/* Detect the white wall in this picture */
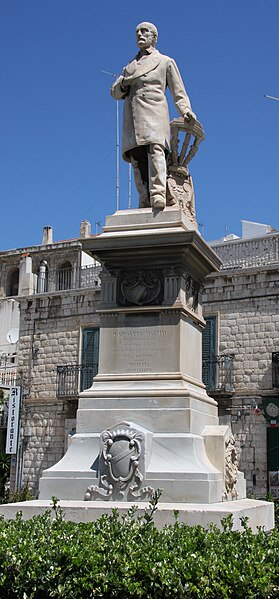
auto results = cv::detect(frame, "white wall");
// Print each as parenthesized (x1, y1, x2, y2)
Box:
(0, 299, 19, 356)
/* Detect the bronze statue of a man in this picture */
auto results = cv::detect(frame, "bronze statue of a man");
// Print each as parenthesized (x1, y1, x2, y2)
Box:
(111, 22, 196, 210)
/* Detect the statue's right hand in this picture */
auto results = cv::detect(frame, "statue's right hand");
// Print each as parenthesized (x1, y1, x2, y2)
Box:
(184, 109, 196, 122)
(121, 77, 129, 90)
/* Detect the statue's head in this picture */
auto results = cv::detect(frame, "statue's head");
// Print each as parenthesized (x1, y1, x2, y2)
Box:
(136, 22, 158, 50)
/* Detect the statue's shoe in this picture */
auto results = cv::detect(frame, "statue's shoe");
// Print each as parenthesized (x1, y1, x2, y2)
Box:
(153, 197, 166, 209)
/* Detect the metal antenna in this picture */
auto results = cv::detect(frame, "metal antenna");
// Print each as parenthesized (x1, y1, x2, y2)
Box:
(116, 99, 120, 211)
(128, 163, 132, 208)
(264, 94, 279, 102)
(95, 221, 102, 235)
(100, 70, 120, 210)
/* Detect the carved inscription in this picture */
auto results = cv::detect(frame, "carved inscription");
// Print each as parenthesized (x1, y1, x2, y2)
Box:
(113, 328, 168, 373)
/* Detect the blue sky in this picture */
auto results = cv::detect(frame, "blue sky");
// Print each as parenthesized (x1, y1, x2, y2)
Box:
(1, 0, 279, 249)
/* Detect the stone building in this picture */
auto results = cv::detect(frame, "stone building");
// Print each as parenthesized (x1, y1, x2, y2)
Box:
(203, 221, 279, 498)
(0, 223, 101, 494)
(1, 218, 278, 499)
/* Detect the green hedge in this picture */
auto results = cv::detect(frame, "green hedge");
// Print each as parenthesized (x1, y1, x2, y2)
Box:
(0, 495, 278, 598)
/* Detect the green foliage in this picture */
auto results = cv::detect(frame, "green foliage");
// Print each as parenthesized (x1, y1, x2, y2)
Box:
(0, 481, 34, 505)
(0, 451, 10, 501)
(274, 501, 279, 529)
(0, 452, 10, 484)
(8, 481, 34, 504)
(0, 494, 278, 598)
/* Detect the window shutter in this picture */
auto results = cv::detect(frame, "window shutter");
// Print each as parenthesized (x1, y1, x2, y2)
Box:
(81, 328, 99, 391)
(202, 317, 217, 389)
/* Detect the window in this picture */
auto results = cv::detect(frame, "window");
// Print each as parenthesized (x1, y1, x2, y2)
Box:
(272, 352, 279, 388)
(267, 424, 279, 499)
(6, 268, 19, 297)
(202, 316, 217, 390)
(56, 261, 73, 291)
(80, 328, 99, 391)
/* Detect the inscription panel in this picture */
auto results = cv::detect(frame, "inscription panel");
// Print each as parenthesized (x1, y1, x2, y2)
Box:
(100, 320, 179, 375)
(113, 329, 167, 373)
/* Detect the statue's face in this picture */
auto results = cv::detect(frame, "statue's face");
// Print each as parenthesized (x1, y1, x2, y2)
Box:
(136, 25, 155, 50)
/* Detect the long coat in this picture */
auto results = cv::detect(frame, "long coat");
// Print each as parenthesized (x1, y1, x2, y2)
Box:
(111, 48, 192, 162)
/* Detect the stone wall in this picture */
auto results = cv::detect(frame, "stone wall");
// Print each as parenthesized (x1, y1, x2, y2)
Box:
(203, 265, 279, 392)
(20, 402, 66, 496)
(204, 263, 279, 497)
(234, 412, 267, 497)
(16, 288, 100, 495)
(220, 412, 267, 497)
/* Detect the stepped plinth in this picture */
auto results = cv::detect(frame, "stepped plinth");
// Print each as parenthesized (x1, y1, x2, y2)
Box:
(0, 208, 273, 531)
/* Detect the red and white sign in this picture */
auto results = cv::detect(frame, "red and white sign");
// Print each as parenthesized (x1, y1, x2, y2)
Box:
(5, 386, 21, 454)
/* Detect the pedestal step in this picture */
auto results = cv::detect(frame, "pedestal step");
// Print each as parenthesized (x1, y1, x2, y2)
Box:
(0, 499, 274, 533)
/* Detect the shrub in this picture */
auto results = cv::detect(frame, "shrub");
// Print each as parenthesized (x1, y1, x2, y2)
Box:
(8, 481, 34, 504)
(0, 451, 10, 501)
(0, 494, 278, 598)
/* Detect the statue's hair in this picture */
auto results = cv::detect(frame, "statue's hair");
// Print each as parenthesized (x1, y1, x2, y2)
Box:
(136, 22, 158, 41)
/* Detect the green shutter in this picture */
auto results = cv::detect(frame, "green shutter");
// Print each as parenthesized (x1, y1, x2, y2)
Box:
(267, 427, 279, 498)
(202, 317, 217, 389)
(267, 427, 279, 471)
(81, 328, 99, 391)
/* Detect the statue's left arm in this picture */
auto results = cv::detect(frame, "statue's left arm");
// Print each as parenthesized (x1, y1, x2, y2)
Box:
(166, 59, 196, 121)
(110, 55, 138, 100)
(111, 75, 129, 100)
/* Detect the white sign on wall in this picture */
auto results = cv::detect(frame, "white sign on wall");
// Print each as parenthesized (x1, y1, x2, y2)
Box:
(5, 386, 21, 454)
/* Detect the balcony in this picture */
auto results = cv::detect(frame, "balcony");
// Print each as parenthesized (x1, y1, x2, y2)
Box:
(56, 364, 98, 398)
(36, 264, 102, 294)
(0, 366, 17, 389)
(202, 354, 235, 393)
(272, 352, 279, 388)
(212, 232, 279, 270)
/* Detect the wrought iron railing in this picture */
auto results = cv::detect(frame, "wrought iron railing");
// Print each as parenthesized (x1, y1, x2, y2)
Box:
(0, 366, 17, 388)
(272, 352, 279, 388)
(36, 264, 101, 294)
(38, 266, 77, 293)
(202, 354, 235, 392)
(212, 233, 279, 270)
(56, 364, 98, 398)
(56, 267, 73, 291)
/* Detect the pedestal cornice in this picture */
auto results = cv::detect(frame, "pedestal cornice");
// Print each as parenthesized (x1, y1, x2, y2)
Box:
(82, 208, 221, 282)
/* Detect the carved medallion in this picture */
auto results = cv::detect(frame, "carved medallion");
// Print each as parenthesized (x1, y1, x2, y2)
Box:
(84, 423, 154, 501)
(103, 428, 142, 484)
(118, 269, 162, 306)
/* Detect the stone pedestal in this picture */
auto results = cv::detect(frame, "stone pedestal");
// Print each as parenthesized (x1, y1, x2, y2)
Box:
(0, 208, 273, 528)
(39, 208, 246, 505)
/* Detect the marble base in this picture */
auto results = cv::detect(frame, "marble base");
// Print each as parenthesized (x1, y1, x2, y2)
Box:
(0, 498, 274, 533)
(38, 208, 243, 505)
(39, 430, 228, 503)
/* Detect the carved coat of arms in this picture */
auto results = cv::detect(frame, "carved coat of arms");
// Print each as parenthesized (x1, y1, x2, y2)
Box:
(119, 269, 162, 306)
(84, 423, 154, 501)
